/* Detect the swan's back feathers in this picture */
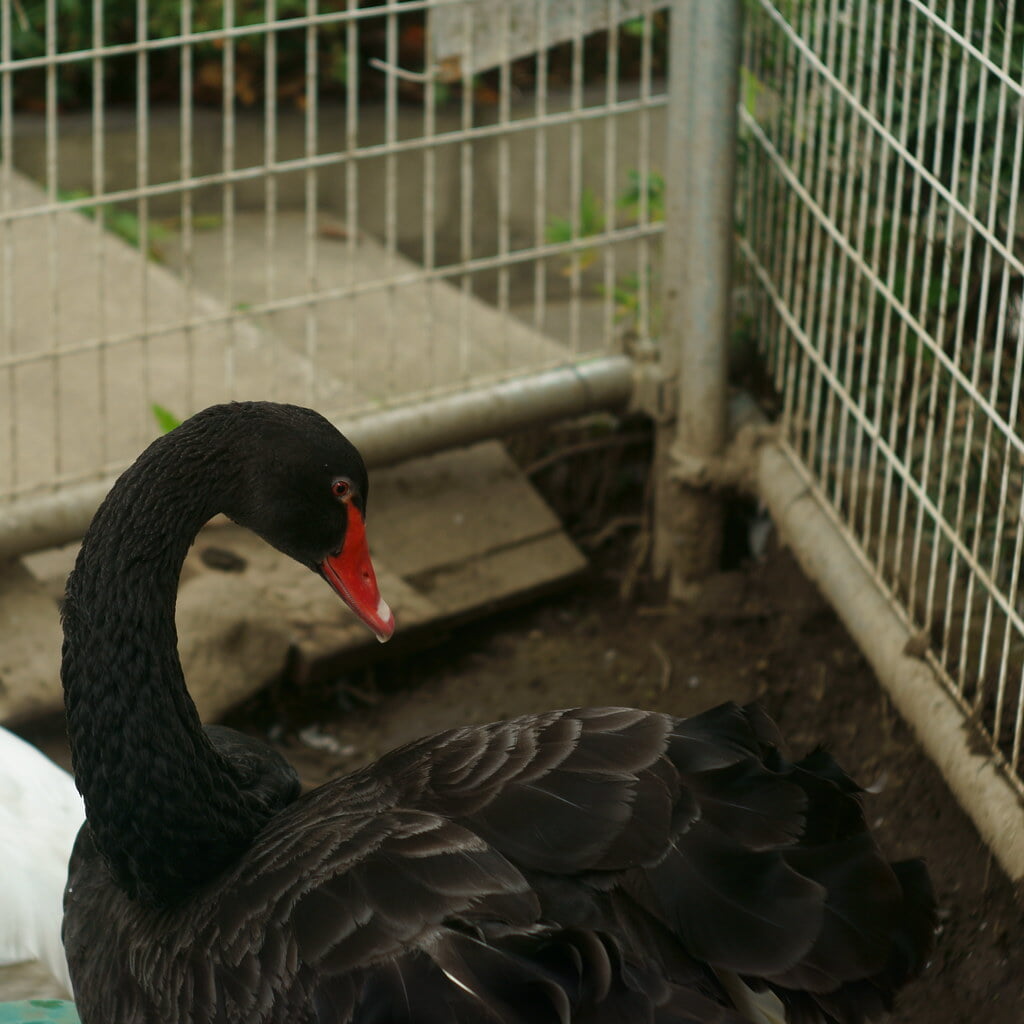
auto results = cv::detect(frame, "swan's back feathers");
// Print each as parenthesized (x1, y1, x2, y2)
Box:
(0, 726, 83, 995)
(64, 703, 933, 1023)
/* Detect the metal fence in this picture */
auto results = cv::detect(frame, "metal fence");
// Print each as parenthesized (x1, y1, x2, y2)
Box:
(738, 0, 1024, 811)
(1, 0, 667, 521)
(4, 0, 1022, 870)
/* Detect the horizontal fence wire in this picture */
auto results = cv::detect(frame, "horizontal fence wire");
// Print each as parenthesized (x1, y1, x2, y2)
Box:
(0, 0, 669, 504)
(738, 0, 1024, 793)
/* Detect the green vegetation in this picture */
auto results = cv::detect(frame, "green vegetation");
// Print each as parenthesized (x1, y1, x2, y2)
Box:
(59, 190, 223, 261)
(59, 189, 171, 259)
(617, 169, 664, 223)
(151, 403, 182, 434)
(545, 187, 605, 273)
(545, 170, 665, 335)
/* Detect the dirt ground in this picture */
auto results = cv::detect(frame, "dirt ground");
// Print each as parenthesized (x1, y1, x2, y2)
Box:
(227, 515, 1024, 1023)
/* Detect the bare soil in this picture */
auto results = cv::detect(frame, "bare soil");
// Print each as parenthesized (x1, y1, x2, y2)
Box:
(231, 524, 1024, 1024)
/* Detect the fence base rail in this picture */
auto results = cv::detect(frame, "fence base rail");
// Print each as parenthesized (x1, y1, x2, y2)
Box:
(0, 356, 636, 562)
(758, 440, 1024, 885)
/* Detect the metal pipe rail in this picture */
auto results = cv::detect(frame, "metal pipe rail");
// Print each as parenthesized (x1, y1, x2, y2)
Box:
(0, 356, 636, 562)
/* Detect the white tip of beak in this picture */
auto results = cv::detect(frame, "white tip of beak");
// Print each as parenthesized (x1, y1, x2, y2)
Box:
(375, 596, 395, 643)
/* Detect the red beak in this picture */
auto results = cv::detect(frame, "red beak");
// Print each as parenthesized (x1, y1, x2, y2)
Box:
(319, 506, 395, 642)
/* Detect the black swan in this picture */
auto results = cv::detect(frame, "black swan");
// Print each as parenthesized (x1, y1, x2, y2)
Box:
(61, 401, 935, 1024)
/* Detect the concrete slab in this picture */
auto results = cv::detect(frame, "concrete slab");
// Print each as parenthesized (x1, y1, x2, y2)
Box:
(158, 210, 575, 410)
(2, 170, 593, 502)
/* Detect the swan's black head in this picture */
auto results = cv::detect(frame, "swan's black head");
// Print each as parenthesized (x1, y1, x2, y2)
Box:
(184, 402, 394, 641)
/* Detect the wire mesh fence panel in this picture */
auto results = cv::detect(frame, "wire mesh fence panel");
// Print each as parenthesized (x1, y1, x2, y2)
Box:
(738, 0, 1024, 792)
(0, 0, 668, 506)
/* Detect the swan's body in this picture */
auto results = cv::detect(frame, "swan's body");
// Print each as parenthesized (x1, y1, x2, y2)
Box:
(61, 402, 935, 1023)
(0, 726, 83, 996)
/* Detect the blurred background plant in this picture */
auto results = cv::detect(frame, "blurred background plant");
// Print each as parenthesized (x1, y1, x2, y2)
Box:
(151, 403, 182, 433)
(7, 0, 668, 111)
(545, 169, 665, 336)
(8, 0, 349, 109)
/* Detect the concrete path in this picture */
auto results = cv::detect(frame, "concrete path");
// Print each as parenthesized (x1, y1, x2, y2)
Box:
(2, 171, 351, 497)
(158, 208, 587, 408)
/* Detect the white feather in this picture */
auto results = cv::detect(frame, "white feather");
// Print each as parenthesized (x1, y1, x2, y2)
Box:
(0, 725, 84, 996)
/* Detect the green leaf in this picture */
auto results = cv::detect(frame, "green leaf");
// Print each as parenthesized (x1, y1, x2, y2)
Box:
(577, 187, 605, 236)
(545, 215, 573, 245)
(545, 187, 605, 245)
(740, 67, 763, 118)
(617, 170, 664, 221)
(151, 403, 182, 434)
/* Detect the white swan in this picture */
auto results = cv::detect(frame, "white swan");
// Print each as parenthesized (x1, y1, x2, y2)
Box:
(0, 725, 83, 997)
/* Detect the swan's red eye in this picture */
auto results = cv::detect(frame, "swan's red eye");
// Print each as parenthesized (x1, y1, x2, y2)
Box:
(331, 479, 352, 501)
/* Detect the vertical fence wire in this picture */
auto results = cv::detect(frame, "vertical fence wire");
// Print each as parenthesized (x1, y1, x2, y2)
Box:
(963, 0, 1007, 709)
(263, 0, 279, 399)
(830, 4, 869, 519)
(180, 0, 196, 413)
(303, 0, 319, 406)
(635, 5, 654, 344)
(907, 0, 954, 623)
(457, 0, 474, 383)
(343, 0, 359, 395)
(222, 0, 237, 395)
(422, 10, 438, 394)
(1, 0, 12, 501)
(135, 0, 151, 427)
(532, 0, 549, 344)
(45, 0, 59, 483)
(739, 0, 1024, 793)
(383, 2, 398, 399)
(91, 0, 109, 470)
(602, 0, 620, 351)
(567, 0, 584, 356)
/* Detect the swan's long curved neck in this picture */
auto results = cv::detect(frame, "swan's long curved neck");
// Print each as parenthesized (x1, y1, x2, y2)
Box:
(61, 427, 263, 905)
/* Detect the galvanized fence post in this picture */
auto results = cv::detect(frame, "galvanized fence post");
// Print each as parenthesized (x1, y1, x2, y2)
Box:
(653, 0, 741, 597)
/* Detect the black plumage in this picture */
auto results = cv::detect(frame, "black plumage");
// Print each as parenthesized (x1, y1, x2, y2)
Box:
(61, 402, 935, 1024)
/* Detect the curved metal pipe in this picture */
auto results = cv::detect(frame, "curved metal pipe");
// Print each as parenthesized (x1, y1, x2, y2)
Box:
(0, 356, 636, 561)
